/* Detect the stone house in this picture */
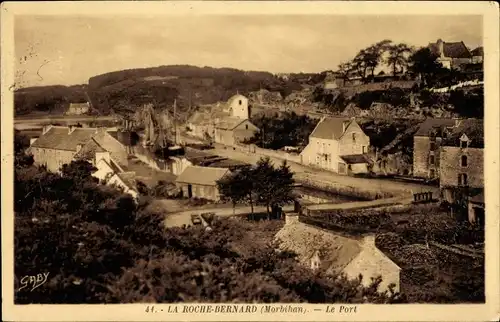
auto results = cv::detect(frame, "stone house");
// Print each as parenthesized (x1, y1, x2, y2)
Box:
(213, 117, 259, 146)
(300, 117, 370, 174)
(428, 39, 473, 70)
(276, 213, 401, 293)
(438, 119, 484, 224)
(28, 125, 137, 198)
(65, 102, 90, 115)
(412, 118, 456, 180)
(175, 165, 230, 201)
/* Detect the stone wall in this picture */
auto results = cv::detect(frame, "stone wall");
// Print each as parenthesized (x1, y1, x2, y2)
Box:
(440, 147, 483, 188)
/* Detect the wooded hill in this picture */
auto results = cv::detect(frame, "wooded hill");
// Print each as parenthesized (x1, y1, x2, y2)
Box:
(14, 65, 304, 117)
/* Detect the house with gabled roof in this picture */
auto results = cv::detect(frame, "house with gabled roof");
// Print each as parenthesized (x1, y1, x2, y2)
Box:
(428, 39, 473, 70)
(276, 212, 401, 293)
(175, 165, 230, 201)
(471, 46, 484, 64)
(300, 116, 370, 174)
(213, 116, 259, 146)
(28, 125, 138, 199)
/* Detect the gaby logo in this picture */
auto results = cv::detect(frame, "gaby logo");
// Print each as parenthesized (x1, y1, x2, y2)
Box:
(18, 273, 50, 292)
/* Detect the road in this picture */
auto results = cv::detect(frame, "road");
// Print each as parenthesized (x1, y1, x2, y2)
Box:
(202, 143, 439, 197)
(164, 204, 295, 228)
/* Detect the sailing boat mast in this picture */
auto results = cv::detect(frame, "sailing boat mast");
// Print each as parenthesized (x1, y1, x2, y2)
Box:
(173, 99, 178, 146)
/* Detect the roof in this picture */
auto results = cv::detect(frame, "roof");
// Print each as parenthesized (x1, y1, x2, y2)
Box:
(414, 118, 456, 137)
(69, 102, 90, 109)
(115, 171, 137, 191)
(275, 221, 362, 273)
(340, 154, 371, 164)
(470, 189, 485, 204)
(214, 116, 247, 130)
(442, 118, 484, 147)
(176, 166, 230, 186)
(310, 117, 352, 140)
(471, 47, 484, 57)
(429, 40, 472, 59)
(30, 126, 100, 151)
(74, 139, 107, 160)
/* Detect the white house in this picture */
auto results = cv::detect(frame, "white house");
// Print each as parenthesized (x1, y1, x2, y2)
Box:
(300, 117, 371, 174)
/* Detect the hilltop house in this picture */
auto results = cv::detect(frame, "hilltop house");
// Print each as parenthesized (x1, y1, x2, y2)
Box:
(276, 213, 401, 293)
(175, 165, 230, 201)
(187, 93, 259, 146)
(300, 117, 371, 174)
(439, 119, 484, 224)
(412, 118, 457, 180)
(428, 39, 473, 70)
(471, 47, 484, 64)
(28, 125, 137, 199)
(65, 102, 90, 115)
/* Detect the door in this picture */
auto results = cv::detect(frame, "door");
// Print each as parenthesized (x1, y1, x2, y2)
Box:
(187, 184, 193, 198)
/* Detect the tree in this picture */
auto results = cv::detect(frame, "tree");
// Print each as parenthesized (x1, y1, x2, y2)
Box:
(217, 167, 256, 215)
(386, 43, 413, 76)
(352, 40, 392, 81)
(253, 157, 295, 219)
(408, 47, 442, 87)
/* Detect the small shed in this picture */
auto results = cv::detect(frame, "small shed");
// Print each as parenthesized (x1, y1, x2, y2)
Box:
(175, 166, 230, 201)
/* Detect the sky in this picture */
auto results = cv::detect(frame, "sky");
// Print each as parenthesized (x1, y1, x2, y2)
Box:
(14, 15, 482, 87)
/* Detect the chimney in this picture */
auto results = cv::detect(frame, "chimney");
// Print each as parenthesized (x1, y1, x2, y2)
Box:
(284, 212, 299, 225)
(42, 125, 53, 135)
(362, 235, 377, 248)
(437, 39, 445, 57)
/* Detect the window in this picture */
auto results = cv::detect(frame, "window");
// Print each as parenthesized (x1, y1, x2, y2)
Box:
(430, 142, 436, 151)
(460, 139, 468, 149)
(429, 169, 435, 178)
(458, 173, 468, 186)
(362, 146, 366, 154)
(239, 100, 242, 105)
(461, 155, 468, 167)
(245, 124, 248, 130)
(429, 155, 435, 165)
(352, 133, 356, 143)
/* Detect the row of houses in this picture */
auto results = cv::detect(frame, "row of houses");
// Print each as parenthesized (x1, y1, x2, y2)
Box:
(27, 125, 139, 199)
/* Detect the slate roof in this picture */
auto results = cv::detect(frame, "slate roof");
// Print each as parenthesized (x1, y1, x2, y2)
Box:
(30, 126, 99, 151)
(442, 118, 484, 147)
(74, 139, 107, 160)
(340, 154, 371, 165)
(310, 117, 352, 140)
(429, 40, 472, 59)
(414, 118, 456, 137)
(471, 47, 484, 57)
(115, 171, 137, 191)
(176, 166, 230, 186)
(275, 220, 362, 274)
(214, 117, 247, 131)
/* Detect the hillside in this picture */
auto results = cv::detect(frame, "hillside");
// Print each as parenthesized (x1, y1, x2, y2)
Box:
(14, 65, 304, 117)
